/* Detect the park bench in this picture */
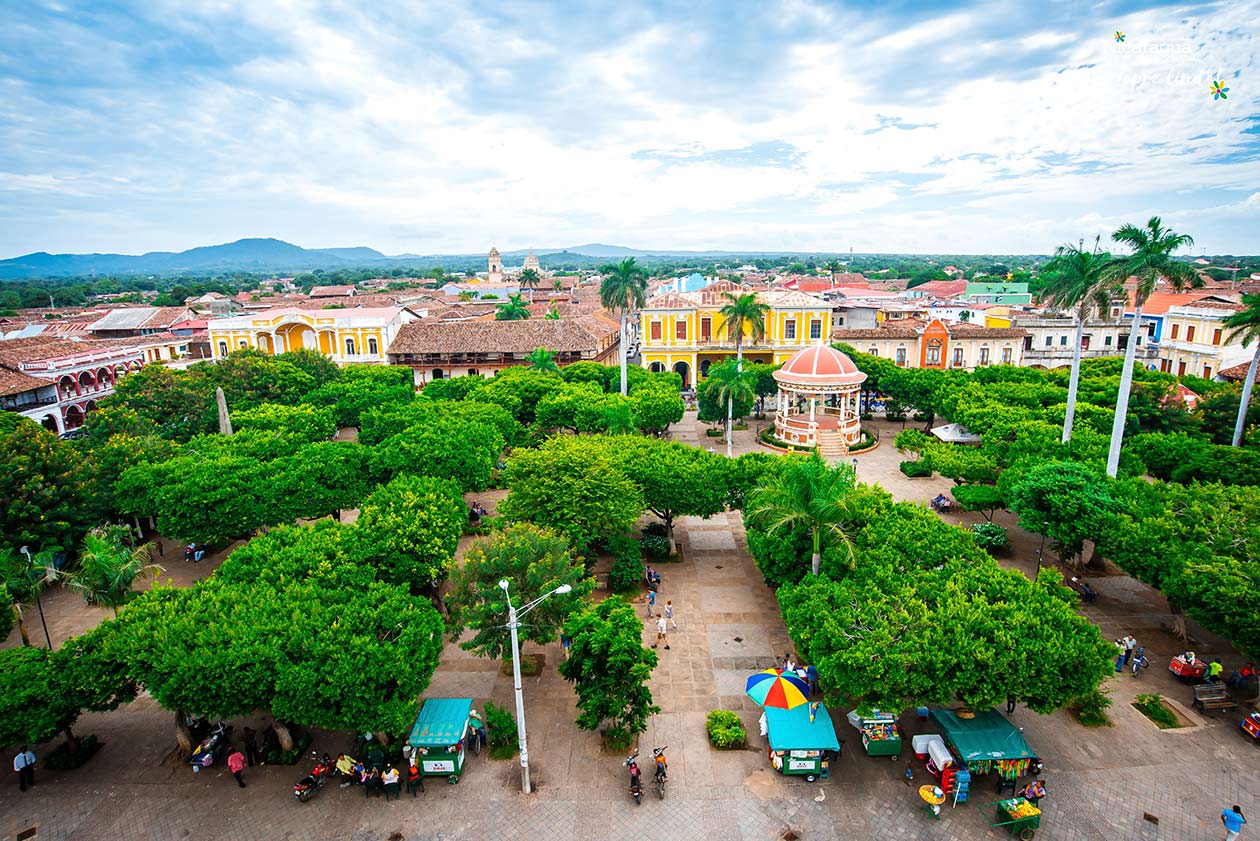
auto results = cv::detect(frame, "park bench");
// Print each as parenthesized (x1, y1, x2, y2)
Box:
(1192, 683, 1238, 713)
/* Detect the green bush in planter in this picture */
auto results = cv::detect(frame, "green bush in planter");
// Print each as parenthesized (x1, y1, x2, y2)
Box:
(609, 554, 644, 593)
(706, 710, 746, 749)
(641, 522, 668, 538)
(640, 533, 672, 559)
(970, 522, 1009, 551)
(899, 460, 932, 478)
(485, 701, 518, 758)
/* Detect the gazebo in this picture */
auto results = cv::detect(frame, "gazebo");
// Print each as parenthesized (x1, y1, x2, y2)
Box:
(771, 346, 867, 455)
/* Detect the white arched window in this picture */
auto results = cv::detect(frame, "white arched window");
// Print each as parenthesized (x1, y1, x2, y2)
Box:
(218, 341, 228, 357)
(368, 337, 379, 355)
(345, 337, 357, 356)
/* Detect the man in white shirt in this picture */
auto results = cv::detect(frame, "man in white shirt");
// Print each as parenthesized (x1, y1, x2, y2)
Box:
(13, 746, 36, 791)
(653, 614, 670, 650)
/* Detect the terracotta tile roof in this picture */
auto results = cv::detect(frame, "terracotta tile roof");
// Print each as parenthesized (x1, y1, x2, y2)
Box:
(1176, 297, 1245, 313)
(833, 319, 1027, 341)
(388, 315, 619, 356)
(0, 367, 53, 397)
(1218, 361, 1260, 382)
(909, 280, 969, 297)
(309, 285, 357, 297)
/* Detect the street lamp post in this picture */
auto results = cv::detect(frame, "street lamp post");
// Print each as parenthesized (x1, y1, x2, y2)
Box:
(500, 579, 573, 795)
(18, 546, 53, 649)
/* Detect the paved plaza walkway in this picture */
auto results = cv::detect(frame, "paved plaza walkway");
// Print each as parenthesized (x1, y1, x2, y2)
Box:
(3, 415, 1257, 840)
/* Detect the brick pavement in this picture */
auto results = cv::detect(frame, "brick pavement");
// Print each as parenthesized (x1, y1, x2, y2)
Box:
(3, 413, 1257, 840)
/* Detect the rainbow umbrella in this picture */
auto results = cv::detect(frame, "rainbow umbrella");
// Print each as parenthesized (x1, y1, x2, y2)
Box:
(745, 668, 810, 710)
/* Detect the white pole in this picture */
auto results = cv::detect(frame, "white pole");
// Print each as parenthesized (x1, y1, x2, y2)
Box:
(503, 587, 532, 794)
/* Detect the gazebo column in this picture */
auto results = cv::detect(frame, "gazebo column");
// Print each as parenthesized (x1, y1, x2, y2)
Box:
(809, 395, 816, 424)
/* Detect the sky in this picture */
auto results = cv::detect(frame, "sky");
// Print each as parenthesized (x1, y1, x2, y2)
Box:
(0, 0, 1257, 258)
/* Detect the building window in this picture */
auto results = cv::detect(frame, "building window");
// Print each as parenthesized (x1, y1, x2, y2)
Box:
(895, 347, 906, 366)
(218, 341, 228, 356)
(700, 316, 711, 342)
(926, 346, 941, 365)
(1045, 336, 1053, 347)
(1170, 324, 1179, 339)
(1204, 365, 1212, 378)
(1213, 328, 1223, 345)
(979, 347, 990, 366)
(1186, 325, 1196, 342)
(1177, 361, 1186, 376)
(809, 319, 822, 340)
(368, 337, 379, 355)
(1104, 336, 1113, 346)
(239, 340, 248, 348)
(868, 347, 878, 356)
(1002, 347, 1012, 364)
(1060, 335, 1068, 346)
(650, 321, 662, 342)
(345, 337, 357, 356)
(785, 320, 797, 340)
(953, 348, 964, 366)
(675, 320, 687, 341)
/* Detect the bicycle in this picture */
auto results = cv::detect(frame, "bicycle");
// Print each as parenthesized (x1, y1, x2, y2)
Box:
(1131, 647, 1150, 677)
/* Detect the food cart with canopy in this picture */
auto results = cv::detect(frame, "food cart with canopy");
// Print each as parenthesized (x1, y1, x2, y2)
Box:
(929, 708, 1037, 785)
(844, 709, 903, 758)
(761, 702, 843, 783)
(406, 697, 475, 783)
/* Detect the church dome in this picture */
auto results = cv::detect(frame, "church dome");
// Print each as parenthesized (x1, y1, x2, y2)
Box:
(773, 345, 866, 386)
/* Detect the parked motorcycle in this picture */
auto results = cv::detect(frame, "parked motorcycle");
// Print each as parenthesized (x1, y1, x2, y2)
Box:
(189, 721, 233, 772)
(294, 752, 334, 802)
(651, 746, 668, 800)
(625, 754, 642, 805)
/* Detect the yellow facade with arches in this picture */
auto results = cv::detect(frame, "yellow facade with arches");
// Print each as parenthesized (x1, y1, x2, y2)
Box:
(639, 281, 831, 387)
(207, 307, 420, 365)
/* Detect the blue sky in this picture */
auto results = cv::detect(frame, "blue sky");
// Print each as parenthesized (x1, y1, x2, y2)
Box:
(1, 0, 1257, 257)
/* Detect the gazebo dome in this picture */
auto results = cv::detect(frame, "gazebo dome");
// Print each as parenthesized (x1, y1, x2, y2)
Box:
(773, 346, 867, 386)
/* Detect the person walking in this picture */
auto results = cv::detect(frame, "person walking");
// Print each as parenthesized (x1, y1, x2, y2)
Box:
(664, 600, 677, 629)
(1006, 695, 1017, 714)
(227, 748, 247, 788)
(806, 663, 820, 697)
(644, 589, 656, 618)
(653, 614, 670, 650)
(13, 746, 35, 792)
(1222, 805, 1246, 841)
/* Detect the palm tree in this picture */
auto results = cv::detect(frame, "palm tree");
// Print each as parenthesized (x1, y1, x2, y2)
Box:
(495, 293, 531, 321)
(457, 290, 477, 302)
(1103, 217, 1201, 476)
(525, 347, 560, 374)
(1041, 236, 1114, 445)
(519, 268, 541, 303)
(553, 278, 563, 291)
(746, 455, 859, 577)
(823, 259, 844, 288)
(0, 547, 60, 647)
(718, 292, 770, 364)
(705, 361, 755, 458)
(599, 258, 649, 395)
(545, 307, 561, 320)
(1224, 293, 1260, 447)
(69, 533, 163, 617)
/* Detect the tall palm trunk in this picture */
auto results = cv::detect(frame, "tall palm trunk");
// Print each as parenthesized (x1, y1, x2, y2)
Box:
(1062, 315, 1086, 444)
(1106, 302, 1144, 477)
(1232, 343, 1260, 447)
(727, 338, 743, 459)
(810, 528, 822, 576)
(619, 307, 629, 396)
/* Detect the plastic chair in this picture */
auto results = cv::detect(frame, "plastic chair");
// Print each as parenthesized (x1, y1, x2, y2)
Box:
(383, 781, 401, 801)
(407, 773, 425, 797)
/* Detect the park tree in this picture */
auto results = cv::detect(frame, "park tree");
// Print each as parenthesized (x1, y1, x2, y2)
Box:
(68, 531, 163, 616)
(558, 597, 660, 747)
(746, 455, 861, 578)
(445, 524, 595, 659)
(525, 347, 560, 374)
(275, 347, 342, 388)
(629, 383, 684, 434)
(699, 360, 755, 457)
(102, 364, 217, 441)
(1008, 461, 1117, 565)
(79, 432, 176, 521)
(717, 291, 770, 363)
(500, 435, 644, 552)
(206, 350, 317, 411)
(301, 365, 415, 428)
(0, 413, 97, 555)
(353, 475, 466, 593)
(951, 484, 1007, 522)
(470, 367, 565, 425)
(276, 441, 376, 521)
(599, 258, 649, 395)
(0, 546, 60, 647)
(614, 439, 727, 542)
(231, 403, 336, 442)
(375, 417, 504, 492)
(1103, 217, 1200, 476)
(560, 361, 615, 392)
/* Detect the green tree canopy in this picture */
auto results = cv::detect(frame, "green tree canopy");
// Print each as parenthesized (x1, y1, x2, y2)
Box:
(1008, 461, 1117, 562)
(0, 414, 97, 554)
(353, 475, 466, 593)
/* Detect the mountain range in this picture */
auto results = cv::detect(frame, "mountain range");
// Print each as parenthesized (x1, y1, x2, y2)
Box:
(0, 238, 801, 279)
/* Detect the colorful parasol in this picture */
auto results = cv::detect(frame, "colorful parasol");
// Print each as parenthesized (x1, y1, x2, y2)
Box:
(744, 668, 810, 709)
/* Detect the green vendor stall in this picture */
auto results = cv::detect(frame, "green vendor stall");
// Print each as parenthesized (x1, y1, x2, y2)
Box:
(762, 702, 843, 783)
(929, 708, 1037, 782)
(406, 697, 475, 782)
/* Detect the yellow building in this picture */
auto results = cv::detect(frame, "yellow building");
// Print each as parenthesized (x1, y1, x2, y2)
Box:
(207, 307, 420, 365)
(1158, 297, 1249, 379)
(639, 280, 831, 387)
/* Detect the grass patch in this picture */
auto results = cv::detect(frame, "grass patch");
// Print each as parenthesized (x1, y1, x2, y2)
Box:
(1069, 690, 1113, 727)
(1133, 693, 1181, 729)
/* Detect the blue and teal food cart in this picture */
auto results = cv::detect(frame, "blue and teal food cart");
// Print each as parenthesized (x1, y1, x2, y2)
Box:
(763, 702, 843, 783)
(406, 698, 474, 783)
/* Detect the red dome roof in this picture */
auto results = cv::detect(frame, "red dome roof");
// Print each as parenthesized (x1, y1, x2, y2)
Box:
(773, 346, 867, 386)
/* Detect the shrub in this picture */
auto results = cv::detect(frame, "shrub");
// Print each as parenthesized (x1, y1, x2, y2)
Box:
(899, 460, 932, 478)
(609, 554, 644, 593)
(265, 731, 313, 765)
(641, 522, 668, 538)
(706, 710, 746, 749)
(485, 701, 517, 758)
(705, 427, 724, 438)
(44, 734, 101, 770)
(640, 533, 672, 560)
(1071, 690, 1113, 727)
(970, 522, 1009, 551)
(1133, 693, 1180, 729)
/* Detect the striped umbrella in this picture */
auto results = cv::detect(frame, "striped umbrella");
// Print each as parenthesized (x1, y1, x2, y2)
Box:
(744, 668, 810, 710)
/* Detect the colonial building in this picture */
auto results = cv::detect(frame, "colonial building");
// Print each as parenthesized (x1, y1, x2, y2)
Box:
(0, 338, 146, 435)
(963, 281, 1032, 305)
(522, 249, 541, 275)
(833, 318, 1028, 370)
(207, 307, 420, 365)
(487, 247, 504, 284)
(1157, 297, 1251, 379)
(87, 306, 195, 339)
(387, 315, 620, 385)
(639, 280, 832, 388)
(1012, 306, 1157, 369)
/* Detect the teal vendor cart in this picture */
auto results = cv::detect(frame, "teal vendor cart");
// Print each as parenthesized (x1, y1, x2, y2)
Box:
(763, 702, 843, 783)
(406, 698, 475, 783)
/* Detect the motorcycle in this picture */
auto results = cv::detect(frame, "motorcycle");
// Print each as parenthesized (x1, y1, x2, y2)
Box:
(294, 752, 334, 802)
(625, 754, 642, 805)
(651, 746, 668, 800)
(1131, 646, 1150, 677)
(189, 721, 233, 772)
